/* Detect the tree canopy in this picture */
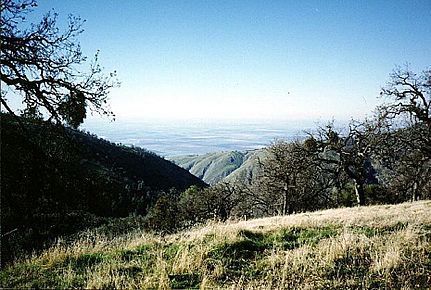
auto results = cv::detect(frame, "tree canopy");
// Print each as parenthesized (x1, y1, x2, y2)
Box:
(0, 0, 119, 128)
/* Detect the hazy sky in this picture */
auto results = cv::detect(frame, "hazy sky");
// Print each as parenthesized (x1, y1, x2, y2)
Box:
(23, 0, 431, 121)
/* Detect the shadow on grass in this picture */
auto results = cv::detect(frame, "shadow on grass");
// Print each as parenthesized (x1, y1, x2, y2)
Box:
(207, 226, 338, 281)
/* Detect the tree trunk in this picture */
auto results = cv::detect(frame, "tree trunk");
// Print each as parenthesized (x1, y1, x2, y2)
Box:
(282, 190, 288, 215)
(288, 203, 294, 215)
(354, 182, 365, 206)
(282, 182, 290, 215)
(412, 181, 420, 201)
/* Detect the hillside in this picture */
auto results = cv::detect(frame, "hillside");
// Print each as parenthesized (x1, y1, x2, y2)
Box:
(2, 200, 430, 289)
(1, 114, 206, 264)
(170, 149, 266, 184)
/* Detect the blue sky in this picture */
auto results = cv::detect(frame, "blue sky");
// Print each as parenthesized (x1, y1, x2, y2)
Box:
(24, 0, 431, 121)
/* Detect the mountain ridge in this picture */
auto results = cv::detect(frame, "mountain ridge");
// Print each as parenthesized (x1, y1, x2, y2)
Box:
(169, 149, 266, 184)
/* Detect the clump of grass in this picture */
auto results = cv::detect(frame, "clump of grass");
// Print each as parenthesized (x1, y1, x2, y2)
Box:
(1, 200, 431, 289)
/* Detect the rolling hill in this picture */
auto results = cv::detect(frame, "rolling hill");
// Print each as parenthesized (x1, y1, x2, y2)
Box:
(2, 200, 430, 289)
(170, 149, 266, 185)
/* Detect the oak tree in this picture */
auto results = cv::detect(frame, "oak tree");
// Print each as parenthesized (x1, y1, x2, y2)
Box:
(375, 66, 431, 200)
(0, 0, 119, 128)
(377, 66, 431, 158)
(305, 122, 378, 206)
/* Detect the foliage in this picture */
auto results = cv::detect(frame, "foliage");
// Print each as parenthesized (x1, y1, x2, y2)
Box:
(144, 183, 244, 233)
(251, 140, 333, 215)
(180, 183, 244, 222)
(303, 121, 379, 206)
(144, 193, 182, 234)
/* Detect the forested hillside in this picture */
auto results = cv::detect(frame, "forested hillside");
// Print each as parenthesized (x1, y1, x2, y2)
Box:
(1, 114, 206, 265)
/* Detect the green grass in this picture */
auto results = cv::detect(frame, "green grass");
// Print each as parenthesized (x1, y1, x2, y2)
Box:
(1, 200, 431, 289)
(351, 221, 408, 237)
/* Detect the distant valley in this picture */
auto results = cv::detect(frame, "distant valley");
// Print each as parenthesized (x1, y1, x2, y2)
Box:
(83, 119, 312, 156)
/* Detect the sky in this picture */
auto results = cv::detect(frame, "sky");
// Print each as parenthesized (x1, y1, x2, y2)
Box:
(15, 0, 431, 121)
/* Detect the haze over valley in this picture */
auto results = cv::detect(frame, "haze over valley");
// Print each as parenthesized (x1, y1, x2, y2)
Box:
(82, 118, 318, 157)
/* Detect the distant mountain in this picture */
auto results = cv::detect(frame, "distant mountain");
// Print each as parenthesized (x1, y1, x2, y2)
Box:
(170, 149, 267, 184)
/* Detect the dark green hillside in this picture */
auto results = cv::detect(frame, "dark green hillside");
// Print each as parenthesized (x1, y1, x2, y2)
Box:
(73, 127, 206, 192)
(1, 113, 206, 265)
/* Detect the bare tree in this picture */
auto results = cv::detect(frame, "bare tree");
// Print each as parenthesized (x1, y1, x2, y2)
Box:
(1, 0, 119, 128)
(377, 65, 431, 158)
(374, 66, 431, 201)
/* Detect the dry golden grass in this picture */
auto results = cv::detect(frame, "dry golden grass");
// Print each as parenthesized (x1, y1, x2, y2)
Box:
(2, 200, 431, 289)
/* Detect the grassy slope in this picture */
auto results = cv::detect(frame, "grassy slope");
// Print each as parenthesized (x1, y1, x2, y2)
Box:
(2, 200, 431, 289)
(170, 149, 265, 185)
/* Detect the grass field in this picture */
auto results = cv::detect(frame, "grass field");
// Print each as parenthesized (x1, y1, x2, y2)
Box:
(2, 200, 431, 289)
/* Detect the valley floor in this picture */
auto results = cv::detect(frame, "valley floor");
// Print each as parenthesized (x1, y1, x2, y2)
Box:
(2, 200, 431, 289)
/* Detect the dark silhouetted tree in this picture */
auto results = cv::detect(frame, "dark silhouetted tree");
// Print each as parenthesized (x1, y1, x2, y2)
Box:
(0, 0, 119, 128)
(374, 66, 431, 201)
(377, 65, 430, 158)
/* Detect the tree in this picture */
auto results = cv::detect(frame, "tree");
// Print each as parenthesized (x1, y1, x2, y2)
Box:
(374, 66, 431, 201)
(377, 65, 431, 158)
(0, 0, 119, 128)
(386, 150, 431, 201)
(180, 183, 243, 222)
(305, 122, 378, 206)
(145, 194, 181, 233)
(253, 140, 332, 215)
